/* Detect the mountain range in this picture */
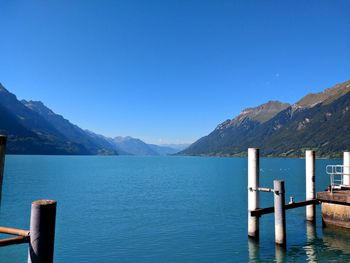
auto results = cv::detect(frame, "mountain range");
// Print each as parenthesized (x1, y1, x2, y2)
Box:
(0, 83, 183, 155)
(180, 80, 350, 158)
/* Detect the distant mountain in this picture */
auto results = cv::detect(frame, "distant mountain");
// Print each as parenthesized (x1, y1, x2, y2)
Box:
(180, 80, 350, 158)
(159, 144, 191, 151)
(0, 84, 90, 154)
(22, 100, 118, 155)
(0, 82, 185, 155)
(113, 136, 181, 155)
(148, 144, 181, 155)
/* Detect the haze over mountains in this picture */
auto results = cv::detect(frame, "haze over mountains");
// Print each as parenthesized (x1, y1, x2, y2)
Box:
(0, 83, 183, 155)
(180, 80, 350, 158)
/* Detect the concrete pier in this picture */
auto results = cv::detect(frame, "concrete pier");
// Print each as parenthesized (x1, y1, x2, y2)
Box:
(317, 190, 350, 228)
(274, 180, 286, 247)
(344, 152, 350, 186)
(305, 150, 316, 222)
(248, 148, 259, 239)
(317, 152, 350, 229)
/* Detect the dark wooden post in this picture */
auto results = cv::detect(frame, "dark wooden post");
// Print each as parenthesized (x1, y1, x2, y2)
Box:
(274, 180, 286, 247)
(28, 200, 57, 263)
(0, 135, 7, 204)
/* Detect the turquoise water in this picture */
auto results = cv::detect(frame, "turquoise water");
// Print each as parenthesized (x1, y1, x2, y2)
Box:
(0, 155, 349, 262)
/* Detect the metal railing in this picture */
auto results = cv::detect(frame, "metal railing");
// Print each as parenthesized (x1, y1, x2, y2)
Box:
(326, 165, 350, 191)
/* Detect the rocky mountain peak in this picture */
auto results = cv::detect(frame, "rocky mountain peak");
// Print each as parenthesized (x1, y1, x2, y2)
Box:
(22, 100, 55, 116)
(216, 100, 290, 130)
(296, 80, 350, 108)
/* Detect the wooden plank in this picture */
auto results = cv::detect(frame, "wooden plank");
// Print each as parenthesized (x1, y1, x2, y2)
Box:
(0, 226, 29, 237)
(250, 199, 319, 217)
(0, 236, 29, 247)
(317, 197, 350, 206)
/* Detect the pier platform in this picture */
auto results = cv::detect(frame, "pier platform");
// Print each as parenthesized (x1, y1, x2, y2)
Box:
(317, 190, 350, 229)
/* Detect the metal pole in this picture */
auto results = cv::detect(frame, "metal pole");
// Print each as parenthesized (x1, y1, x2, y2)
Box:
(248, 148, 259, 239)
(28, 200, 57, 263)
(274, 180, 286, 247)
(0, 135, 7, 204)
(343, 152, 350, 186)
(306, 150, 315, 222)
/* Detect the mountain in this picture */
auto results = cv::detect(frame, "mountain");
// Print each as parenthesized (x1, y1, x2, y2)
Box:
(180, 80, 350, 158)
(148, 144, 182, 155)
(0, 83, 184, 155)
(159, 144, 191, 151)
(22, 100, 118, 155)
(0, 84, 90, 154)
(113, 136, 181, 155)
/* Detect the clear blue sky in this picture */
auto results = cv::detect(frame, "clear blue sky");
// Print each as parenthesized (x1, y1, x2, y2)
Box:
(1, 1, 349, 144)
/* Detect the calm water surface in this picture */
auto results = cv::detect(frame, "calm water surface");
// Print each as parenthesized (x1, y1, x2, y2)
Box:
(0, 155, 349, 262)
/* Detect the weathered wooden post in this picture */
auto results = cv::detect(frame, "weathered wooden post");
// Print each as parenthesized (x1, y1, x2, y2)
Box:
(0, 135, 7, 204)
(274, 180, 286, 247)
(248, 148, 259, 239)
(305, 150, 315, 222)
(28, 200, 57, 263)
(343, 151, 350, 186)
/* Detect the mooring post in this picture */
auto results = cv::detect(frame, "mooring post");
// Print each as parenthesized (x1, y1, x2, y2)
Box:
(343, 151, 350, 186)
(0, 135, 7, 204)
(305, 150, 316, 222)
(28, 200, 57, 263)
(274, 180, 286, 247)
(248, 148, 259, 239)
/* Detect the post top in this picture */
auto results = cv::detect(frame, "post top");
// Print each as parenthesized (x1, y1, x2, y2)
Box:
(0, 135, 7, 144)
(248, 148, 260, 153)
(32, 200, 57, 206)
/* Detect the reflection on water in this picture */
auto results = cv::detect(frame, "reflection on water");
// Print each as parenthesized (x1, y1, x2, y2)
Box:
(248, 238, 260, 262)
(305, 222, 317, 262)
(323, 226, 350, 254)
(247, 219, 350, 262)
(275, 245, 286, 263)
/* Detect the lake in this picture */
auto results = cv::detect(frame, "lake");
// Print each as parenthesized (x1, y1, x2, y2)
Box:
(0, 155, 349, 262)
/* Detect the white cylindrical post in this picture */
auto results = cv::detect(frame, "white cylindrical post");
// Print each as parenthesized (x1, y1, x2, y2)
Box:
(274, 180, 286, 247)
(248, 148, 259, 239)
(343, 152, 350, 186)
(306, 150, 315, 222)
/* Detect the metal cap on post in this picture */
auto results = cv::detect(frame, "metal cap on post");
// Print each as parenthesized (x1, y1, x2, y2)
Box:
(274, 180, 286, 247)
(0, 135, 7, 204)
(248, 148, 259, 239)
(344, 152, 350, 186)
(28, 200, 57, 263)
(305, 150, 316, 222)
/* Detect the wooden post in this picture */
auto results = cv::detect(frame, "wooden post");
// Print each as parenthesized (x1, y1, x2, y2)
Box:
(274, 180, 286, 247)
(305, 150, 315, 222)
(343, 152, 350, 186)
(0, 135, 7, 204)
(248, 148, 259, 239)
(28, 200, 57, 263)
